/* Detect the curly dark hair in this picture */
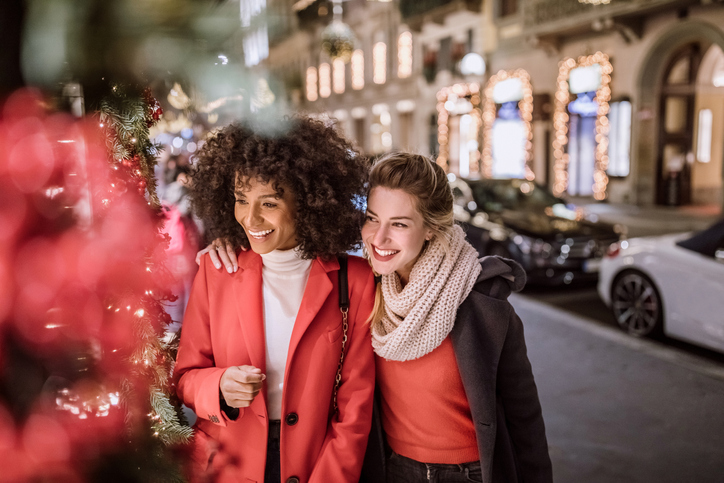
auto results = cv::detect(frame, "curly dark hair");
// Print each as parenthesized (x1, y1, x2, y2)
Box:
(189, 117, 369, 259)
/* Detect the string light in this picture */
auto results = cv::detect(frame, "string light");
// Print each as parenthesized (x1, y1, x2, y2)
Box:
(319, 63, 331, 98)
(306, 66, 318, 102)
(397, 32, 412, 79)
(552, 51, 612, 199)
(373, 42, 387, 84)
(435, 83, 482, 175)
(333, 58, 345, 94)
(351, 50, 364, 90)
(482, 69, 535, 180)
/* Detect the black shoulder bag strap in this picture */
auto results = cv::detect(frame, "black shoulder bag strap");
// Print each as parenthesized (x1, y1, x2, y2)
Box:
(332, 254, 350, 416)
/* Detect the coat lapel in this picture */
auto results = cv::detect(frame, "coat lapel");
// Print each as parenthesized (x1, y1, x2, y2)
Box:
(233, 253, 266, 374)
(287, 257, 339, 361)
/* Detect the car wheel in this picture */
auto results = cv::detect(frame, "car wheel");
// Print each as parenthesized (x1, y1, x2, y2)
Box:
(610, 270, 663, 337)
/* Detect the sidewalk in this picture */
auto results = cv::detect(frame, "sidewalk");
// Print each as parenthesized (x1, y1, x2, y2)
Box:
(568, 198, 722, 238)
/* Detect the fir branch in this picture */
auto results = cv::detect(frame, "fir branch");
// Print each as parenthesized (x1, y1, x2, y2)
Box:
(150, 389, 194, 445)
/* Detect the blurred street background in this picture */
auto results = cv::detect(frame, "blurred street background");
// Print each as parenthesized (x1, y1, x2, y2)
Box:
(1, 0, 724, 481)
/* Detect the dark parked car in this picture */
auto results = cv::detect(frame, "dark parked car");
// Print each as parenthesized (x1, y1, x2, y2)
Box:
(450, 177, 625, 285)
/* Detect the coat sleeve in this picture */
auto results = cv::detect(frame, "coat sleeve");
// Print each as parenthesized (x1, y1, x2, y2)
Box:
(308, 270, 376, 483)
(174, 256, 241, 428)
(497, 306, 553, 483)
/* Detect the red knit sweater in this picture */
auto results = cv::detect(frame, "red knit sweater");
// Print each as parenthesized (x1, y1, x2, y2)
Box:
(375, 336, 480, 464)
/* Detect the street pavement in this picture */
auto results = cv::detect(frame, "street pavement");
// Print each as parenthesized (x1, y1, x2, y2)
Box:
(512, 293, 724, 483)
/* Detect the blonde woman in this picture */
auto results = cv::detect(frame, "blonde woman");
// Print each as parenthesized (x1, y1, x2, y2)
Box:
(359, 153, 552, 483)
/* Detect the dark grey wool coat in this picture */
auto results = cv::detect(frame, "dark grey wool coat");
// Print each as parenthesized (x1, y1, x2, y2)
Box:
(361, 256, 553, 483)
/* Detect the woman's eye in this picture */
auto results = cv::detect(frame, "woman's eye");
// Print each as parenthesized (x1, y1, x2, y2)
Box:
(263, 202, 277, 208)
(235, 199, 247, 205)
(393, 223, 408, 228)
(365, 215, 377, 223)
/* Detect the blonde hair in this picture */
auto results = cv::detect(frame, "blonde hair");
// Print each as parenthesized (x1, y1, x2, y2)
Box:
(366, 152, 455, 325)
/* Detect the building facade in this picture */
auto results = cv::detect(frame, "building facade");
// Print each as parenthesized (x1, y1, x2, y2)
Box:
(259, 0, 724, 209)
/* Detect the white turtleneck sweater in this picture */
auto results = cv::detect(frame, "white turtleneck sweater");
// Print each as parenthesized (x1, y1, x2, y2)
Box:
(259, 248, 313, 420)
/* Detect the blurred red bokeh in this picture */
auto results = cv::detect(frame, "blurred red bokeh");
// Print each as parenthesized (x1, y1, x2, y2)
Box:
(0, 89, 180, 482)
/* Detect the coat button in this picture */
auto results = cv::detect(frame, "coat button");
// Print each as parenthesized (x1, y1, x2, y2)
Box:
(286, 478, 300, 483)
(285, 412, 298, 426)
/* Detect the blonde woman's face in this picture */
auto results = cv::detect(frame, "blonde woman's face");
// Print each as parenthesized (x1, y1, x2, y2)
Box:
(362, 187, 433, 285)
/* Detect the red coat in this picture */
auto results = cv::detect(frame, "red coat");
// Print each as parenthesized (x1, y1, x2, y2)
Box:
(175, 251, 376, 483)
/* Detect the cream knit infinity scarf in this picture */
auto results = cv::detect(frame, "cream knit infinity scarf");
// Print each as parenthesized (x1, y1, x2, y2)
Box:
(371, 224, 482, 361)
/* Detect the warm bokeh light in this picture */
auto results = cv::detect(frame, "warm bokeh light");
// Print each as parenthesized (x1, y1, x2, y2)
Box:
(398, 32, 413, 79)
(319, 62, 331, 98)
(306, 66, 318, 101)
(333, 58, 346, 94)
(352, 49, 365, 90)
(373, 42, 387, 84)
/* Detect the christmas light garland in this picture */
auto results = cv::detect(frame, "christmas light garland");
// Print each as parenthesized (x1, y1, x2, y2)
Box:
(552, 51, 612, 199)
(482, 69, 535, 180)
(435, 83, 482, 175)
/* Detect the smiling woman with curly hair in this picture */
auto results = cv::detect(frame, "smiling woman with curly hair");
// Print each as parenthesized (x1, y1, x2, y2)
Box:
(174, 117, 377, 483)
(190, 117, 369, 259)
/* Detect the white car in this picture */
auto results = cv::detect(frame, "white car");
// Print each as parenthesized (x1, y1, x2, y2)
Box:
(598, 220, 724, 354)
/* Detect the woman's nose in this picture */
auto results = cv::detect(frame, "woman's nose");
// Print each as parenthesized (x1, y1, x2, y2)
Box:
(244, 205, 263, 226)
(372, 225, 389, 245)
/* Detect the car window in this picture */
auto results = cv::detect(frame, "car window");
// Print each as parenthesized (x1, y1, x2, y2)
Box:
(675, 219, 724, 258)
(470, 180, 561, 212)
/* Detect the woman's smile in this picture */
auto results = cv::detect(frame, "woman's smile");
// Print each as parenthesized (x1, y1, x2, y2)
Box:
(371, 245, 400, 260)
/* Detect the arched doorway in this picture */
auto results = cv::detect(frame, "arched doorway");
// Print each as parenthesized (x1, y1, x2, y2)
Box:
(637, 20, 724, 210)
(656, 44, 701, 205)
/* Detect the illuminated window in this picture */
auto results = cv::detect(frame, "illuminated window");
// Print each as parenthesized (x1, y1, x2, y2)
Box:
(608, 100, 632, 176)
(552, 52, 613, 199)
(398, 32, 413, 78)
(373, 42, 387, 84)
(306, 66, 318, 102)
(483, 71, 534, 180)
(319, 63, 331, 98)
(697, 108, 713, 163)
(333, 58, 345, 94)
(351, 50, 364, 90)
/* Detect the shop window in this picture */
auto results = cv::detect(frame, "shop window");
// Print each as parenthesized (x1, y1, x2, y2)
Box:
(607, 100, 632, 177)
(696, 108, 713, 163)
(483, 70, 534, 180)
(552, 52, 613, 199)
(436, 83, 483, 177)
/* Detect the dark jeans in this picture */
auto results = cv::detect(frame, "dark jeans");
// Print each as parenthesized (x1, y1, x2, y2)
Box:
(386, 451, 483, 483)
(264, 420, 282, 483)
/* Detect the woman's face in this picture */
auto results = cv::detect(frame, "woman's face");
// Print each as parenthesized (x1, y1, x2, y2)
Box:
(234, 176, 298, 254)
(362, 187, 432, 284)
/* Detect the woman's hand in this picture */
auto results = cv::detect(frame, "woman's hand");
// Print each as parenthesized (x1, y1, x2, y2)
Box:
(220, 365, 266, 408)
(196, 238, 239, 273)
